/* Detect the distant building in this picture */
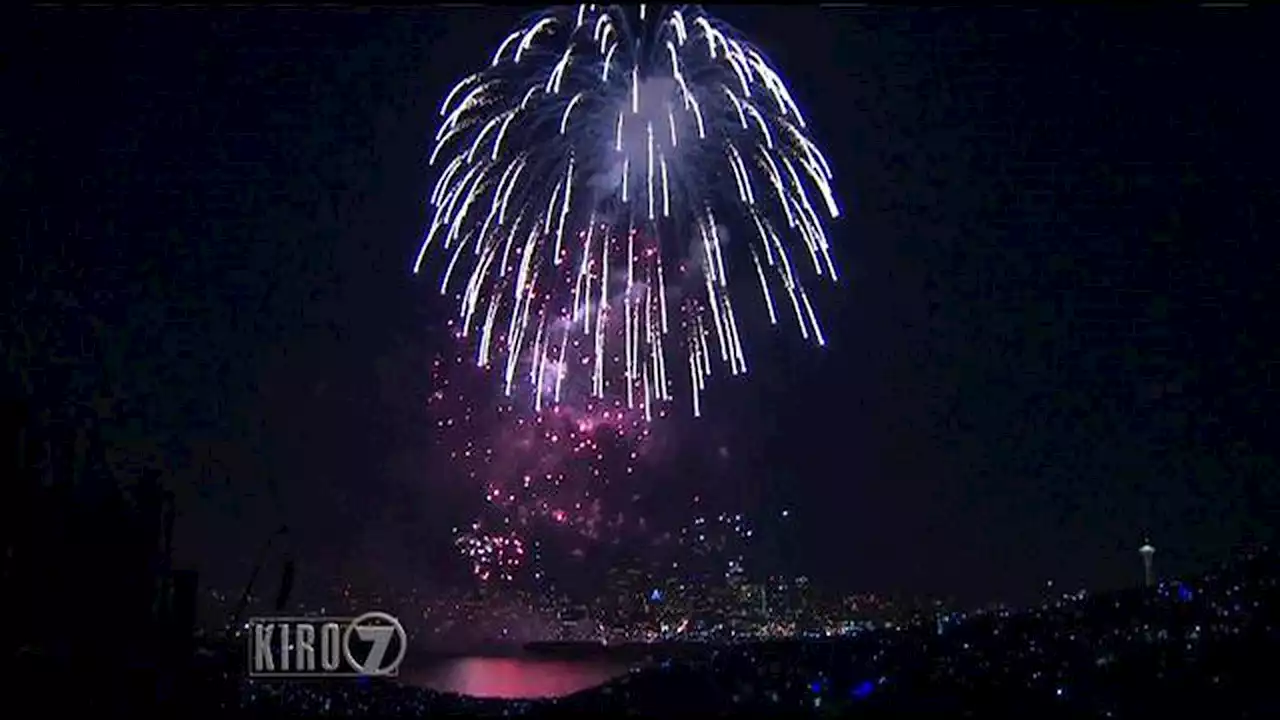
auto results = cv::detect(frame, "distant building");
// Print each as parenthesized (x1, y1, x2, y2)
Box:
(556, 604, 596, 641)
(725, 560, 746, 588)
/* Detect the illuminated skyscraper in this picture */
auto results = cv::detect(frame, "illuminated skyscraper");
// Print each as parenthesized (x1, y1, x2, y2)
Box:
(725, 560, 746, 589)
(1139, 542, 1156, 588)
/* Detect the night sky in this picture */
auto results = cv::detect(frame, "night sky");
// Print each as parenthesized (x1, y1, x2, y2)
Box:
(10, 7, 1277, 609)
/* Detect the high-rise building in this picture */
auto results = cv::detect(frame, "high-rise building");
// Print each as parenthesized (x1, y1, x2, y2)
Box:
(557, 604, 594, 641)
(725, 559, 746, 589)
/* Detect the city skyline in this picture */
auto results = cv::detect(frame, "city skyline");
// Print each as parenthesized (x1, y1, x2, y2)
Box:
(207, 529, 1180, 653)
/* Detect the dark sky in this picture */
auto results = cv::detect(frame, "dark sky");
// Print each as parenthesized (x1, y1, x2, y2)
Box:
(9, 7, 1278, 608)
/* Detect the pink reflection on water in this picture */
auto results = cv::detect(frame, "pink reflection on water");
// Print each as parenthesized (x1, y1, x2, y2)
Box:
(406, 657, 629, 700)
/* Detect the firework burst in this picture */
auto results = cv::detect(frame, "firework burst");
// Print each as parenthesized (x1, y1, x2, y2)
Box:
(430, 351, 661, 584)
(418, 4, 841, 418)
(454, 524, 526, 583)
(429, 350, 758, 587)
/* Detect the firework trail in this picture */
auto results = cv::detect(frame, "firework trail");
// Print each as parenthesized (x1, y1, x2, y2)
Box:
(418, 4, 841, 419)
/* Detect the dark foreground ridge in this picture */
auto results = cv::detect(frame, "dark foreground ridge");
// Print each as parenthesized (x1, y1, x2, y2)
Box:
(14, 547, 1280, 718)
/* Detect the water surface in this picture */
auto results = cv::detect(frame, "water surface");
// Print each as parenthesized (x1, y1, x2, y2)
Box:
(403, 655, 631, 699)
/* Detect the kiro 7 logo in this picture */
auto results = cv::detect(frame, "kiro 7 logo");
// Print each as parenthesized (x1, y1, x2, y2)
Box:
(247, 612, 407, 678)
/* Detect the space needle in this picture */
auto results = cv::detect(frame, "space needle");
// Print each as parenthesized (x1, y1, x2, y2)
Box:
(1139, 541, 1156, 588)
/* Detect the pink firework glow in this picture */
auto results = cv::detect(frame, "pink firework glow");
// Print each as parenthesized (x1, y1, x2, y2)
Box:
(427, 340, 761, 591)
(429, 351, 668, 583)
